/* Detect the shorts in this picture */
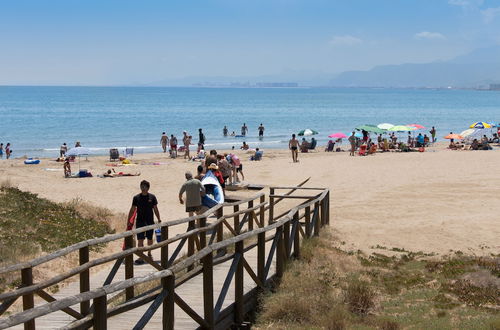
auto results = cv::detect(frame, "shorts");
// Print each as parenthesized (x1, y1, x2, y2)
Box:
(259, 131, 264, 136)
(171, 145, 177, 150)
(291, 146, 297, 151)
(237, 164, 243, 172)
(136, 221, 154, 240)
(186, 205, 201, 213)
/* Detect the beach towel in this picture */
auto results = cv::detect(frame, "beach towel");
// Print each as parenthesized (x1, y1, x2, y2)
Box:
(122, 208, 137, 250)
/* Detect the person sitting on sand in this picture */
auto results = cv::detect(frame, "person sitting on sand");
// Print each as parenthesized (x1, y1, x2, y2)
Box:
(300, 138, 310, 153)
(240, 142, 249, 150)
(250, 148, 263, 161)
(489, 133, 499, 143)
(423, 134, 430, 147)
(470, 139, 479, 150)
(63, 158, 71, 177)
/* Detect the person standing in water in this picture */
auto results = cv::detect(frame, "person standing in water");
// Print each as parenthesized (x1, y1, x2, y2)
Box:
(258, 123, 265, 138)
(198, 128, 205, 148)
(5, 143, 11, 159)
(241, 123, 248, 136)
(288, 134, 299, 163)
(160, 132, 168, 153)
(223, 126, 228, 136)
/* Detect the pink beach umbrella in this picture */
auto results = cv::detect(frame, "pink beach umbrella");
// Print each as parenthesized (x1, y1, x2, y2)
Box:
(407, 124, 425, 130)
(328, 133, 348, 139)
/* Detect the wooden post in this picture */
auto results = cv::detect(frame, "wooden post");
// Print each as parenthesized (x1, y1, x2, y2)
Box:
(305, 206, 311, 237)
(21, 268, 35, 330)
(283, 220, 290, 259)
(326, 191, 330, 225)
(269, 188, 275, 224)
(124, 235, 134, 300)
(293, 212, 300, 259)
(276, 227, 284, 279)
(79, 246, 90, 315)
(188, 219, 195, 271)
(314, 201, 320, 237)
(199, 217, 207, 248)
(247, 200, 254, 231)
(163, 275, 175, 330)
(216, 208, 223, 243)
(234, 240, 244, 325)
(233, 204, 240, 234)
(202, 251, 214, 329)
(161, 226, 169, 269)
(93, 295, 107, 330)
(257, 195, 266, 283)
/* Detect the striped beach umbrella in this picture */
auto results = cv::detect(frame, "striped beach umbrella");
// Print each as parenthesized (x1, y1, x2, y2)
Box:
(469, 122, 492, 129)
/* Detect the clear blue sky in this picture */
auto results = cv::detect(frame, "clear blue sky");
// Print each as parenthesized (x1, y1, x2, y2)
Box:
(1, 0, 499, 85)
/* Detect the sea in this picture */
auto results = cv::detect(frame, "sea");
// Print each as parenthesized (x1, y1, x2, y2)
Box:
(1, 86, 500, 158)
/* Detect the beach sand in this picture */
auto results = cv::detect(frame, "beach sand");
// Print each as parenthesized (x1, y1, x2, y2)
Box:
(1, 144, 499, 256)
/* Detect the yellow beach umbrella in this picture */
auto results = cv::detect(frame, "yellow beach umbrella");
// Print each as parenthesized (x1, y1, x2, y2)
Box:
(469, 122, 492, 129)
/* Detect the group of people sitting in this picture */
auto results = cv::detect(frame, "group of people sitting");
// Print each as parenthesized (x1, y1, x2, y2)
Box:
(450, 134, 494, 150)
(300, 137, 317, 152)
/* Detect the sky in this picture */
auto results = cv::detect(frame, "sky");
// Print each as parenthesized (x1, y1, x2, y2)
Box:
(1, 0, 500, 85)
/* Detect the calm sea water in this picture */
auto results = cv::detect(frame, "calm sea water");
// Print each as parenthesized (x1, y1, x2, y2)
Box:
(1, 86, 499, 157)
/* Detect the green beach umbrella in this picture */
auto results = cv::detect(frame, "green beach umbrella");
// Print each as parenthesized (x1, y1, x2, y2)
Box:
(298, 129, 319, 136)
(355, 124, 386, 134)
(388, 125, 414, 132)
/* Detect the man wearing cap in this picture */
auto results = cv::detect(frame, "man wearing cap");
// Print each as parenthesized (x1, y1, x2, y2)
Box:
(179, 172, 205, 216)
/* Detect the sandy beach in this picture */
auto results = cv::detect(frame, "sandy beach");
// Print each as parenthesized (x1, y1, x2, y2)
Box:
(1, 144, 499, 256)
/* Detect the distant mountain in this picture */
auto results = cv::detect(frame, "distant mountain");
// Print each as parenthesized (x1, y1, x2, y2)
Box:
(329, 46, 500, 88)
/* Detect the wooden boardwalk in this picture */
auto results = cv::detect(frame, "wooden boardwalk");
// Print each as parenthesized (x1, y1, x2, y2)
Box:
(11, 243, 274, 329)
(0, 184, 330, 330)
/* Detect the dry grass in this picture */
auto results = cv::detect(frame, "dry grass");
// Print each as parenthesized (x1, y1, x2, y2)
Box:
(0, 187, 119, 294)
(255, 229, 500, 329)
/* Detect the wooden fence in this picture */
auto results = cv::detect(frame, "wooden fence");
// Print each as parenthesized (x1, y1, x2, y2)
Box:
(0, 183, 329, 330)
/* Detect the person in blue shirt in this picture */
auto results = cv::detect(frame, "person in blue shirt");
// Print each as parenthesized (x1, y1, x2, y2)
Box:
(416, 133, 425, 147)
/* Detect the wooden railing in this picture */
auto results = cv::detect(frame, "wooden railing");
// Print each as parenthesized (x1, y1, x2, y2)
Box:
(0, 182, 329, 330)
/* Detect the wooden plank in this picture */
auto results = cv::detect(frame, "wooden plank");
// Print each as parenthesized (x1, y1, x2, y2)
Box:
(134, 251, 163, 271)
(214, 253, 241, 321)
(242, 257, 263, 288)
(293, 213, 300, 259)
(133, 289, 168, 330)
(168, 237, 187, 267)
(174, 293, 208, 328)
(36, 289, 83, 320)
(269, 194, 318, 199)
(103, 258, 123, 286)
(0, 296, 17, 316)
(163, 275, 175, 330)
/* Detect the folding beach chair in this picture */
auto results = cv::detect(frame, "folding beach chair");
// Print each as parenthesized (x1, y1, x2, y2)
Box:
(109, 148, 119, 161)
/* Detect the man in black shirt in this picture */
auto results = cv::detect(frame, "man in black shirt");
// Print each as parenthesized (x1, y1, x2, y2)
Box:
(128, 180, 161, 265)
(198, 128, 205, 147)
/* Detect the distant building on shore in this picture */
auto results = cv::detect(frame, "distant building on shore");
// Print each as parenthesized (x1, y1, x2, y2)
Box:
(256, 82, 299, 88)
(489, 84, 500, 90)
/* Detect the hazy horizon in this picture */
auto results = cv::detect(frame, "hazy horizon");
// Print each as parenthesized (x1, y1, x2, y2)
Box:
(1, 0, 500, 86)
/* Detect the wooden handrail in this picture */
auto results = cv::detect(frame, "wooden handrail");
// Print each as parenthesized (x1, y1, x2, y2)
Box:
(0, 193, 265, 275)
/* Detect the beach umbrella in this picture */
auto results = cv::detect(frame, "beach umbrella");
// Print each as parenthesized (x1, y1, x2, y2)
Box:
(355, 124, 386, 134)
(377, 123, 394, 130)
(388, 125, 414, 132)
(487, 122, 498, 128)
(328, 133, 348, 139)
(66, 147, 91, 171)
(460, 129, 477, 138)
(298, 129, 319, 136)
(66, 147, 91, 157)
(469, 122, 492, 129)
(407, 124, 425, 130)
(444, 134, 463, 140)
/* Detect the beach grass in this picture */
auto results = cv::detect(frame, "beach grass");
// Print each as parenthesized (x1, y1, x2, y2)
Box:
(0, 185, 116, 293)
(254, 230, 500, 330)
